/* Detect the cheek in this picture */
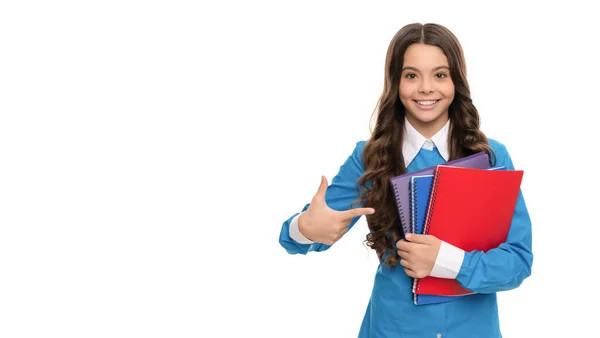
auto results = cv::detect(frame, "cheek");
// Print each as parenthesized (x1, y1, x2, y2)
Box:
(442, 82, 455, 99)
(398, 83, 414, 101)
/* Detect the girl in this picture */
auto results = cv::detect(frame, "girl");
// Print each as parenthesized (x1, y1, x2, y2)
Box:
(278, 23, 533, 338)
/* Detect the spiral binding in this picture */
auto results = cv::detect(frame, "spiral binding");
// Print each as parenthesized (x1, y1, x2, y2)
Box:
(392, 183, 406, 236)
(423, 166, 442, 236)
(410, 180, 418, 234)
(411, 178, 420, 297)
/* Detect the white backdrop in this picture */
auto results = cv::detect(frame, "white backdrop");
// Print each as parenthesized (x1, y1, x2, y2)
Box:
(1, 1, 598, 337)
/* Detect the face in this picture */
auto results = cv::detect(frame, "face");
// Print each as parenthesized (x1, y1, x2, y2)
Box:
(399, 43, 455, 138)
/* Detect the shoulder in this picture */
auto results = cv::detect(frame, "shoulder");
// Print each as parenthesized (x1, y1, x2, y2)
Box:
(355, 140, 367, 152)
(487, 138, 507, 156)
(341, 140, 367, 171)
(351, 139, 368, 162)
(354, 140, 369, 159)
(487, 137, 514, 168)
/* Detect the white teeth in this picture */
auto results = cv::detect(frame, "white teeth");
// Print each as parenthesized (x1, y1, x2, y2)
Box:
(416, 100, 438, 106)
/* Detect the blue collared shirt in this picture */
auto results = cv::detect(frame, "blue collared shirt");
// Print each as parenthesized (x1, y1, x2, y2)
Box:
(278, 124, 533, 338)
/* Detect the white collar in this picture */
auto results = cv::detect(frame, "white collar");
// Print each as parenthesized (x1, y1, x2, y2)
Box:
(402, 118, 450, 167)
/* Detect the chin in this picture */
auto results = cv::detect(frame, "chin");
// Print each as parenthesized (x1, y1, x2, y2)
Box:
(408, 109, 446, 123)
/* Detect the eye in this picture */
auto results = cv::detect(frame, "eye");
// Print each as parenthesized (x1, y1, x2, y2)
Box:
(404, 73, 416, 79)
(435, 72, 448, 79)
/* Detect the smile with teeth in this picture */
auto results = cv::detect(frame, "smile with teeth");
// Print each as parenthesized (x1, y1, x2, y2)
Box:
(414, 100, 440, 106)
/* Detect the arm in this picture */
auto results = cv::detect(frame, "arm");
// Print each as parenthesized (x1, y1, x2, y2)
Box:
(278, 141, 366, 255)
(455, 145, 534, 293)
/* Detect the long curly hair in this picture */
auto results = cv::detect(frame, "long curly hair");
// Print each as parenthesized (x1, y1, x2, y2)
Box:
(357, 23, 494, 267)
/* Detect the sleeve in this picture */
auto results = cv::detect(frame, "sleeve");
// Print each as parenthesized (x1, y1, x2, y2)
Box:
(429, 241, 464, 279)
(288, 214, 314, 244)
(278, 141, 366, 255)
(455, 144, 534, 293)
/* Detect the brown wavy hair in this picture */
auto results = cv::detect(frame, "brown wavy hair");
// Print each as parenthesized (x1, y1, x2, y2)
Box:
(357, 23, 495, 267)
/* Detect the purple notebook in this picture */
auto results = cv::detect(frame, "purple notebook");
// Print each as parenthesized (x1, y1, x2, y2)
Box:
(390, 151, 490, 236)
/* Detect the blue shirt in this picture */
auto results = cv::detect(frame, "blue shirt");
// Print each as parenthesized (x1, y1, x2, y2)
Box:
(278, 139, 533, 338)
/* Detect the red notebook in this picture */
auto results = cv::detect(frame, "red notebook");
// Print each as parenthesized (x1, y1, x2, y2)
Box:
(413, 165, 523, 296)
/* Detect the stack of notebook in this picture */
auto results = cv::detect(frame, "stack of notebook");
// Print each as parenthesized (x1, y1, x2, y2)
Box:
(389, 152, 523, 305)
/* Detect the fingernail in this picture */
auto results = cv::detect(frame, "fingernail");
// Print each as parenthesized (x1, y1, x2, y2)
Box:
(405, 233, 412, 240)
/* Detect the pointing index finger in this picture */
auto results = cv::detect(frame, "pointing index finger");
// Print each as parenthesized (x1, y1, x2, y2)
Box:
(339, 207, 375, 220)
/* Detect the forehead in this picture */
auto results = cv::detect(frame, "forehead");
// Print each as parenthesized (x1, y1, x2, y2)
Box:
(403, 43, 449, 68)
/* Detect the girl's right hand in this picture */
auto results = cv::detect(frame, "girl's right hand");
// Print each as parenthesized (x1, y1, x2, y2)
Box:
(298, 176, 375, 245)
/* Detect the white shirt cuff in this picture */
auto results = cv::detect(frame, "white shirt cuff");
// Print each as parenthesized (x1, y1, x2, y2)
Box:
(429, 241, 464, 279)
(289, 214, 314, 245)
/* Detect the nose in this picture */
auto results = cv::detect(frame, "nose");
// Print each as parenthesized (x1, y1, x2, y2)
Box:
(418, 78, 434, 94)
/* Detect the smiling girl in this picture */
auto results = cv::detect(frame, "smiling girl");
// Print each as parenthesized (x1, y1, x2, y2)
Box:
(278, 23, 533, 338)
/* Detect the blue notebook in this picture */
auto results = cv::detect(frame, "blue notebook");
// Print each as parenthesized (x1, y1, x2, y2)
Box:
(409, 166, 506, 305)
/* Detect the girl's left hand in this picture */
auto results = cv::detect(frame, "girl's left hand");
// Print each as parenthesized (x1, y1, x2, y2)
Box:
(396, 234, 442, 278)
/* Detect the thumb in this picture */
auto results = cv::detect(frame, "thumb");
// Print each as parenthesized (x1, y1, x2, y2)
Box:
(313, 175, 329, 203)
(404, 233, 430, 244)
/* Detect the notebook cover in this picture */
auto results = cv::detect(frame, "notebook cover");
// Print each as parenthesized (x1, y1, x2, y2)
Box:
(410, 175, 461, 305)
(390, 151, 490, 237)
(413, 165, 523, 296)
(410, 175, 433, 235)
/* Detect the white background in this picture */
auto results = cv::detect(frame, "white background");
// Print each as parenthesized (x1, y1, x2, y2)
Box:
(1, 1, 598, 337)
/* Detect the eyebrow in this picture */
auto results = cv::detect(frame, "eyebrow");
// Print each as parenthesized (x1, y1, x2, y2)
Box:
(401, 66, 450, 72)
